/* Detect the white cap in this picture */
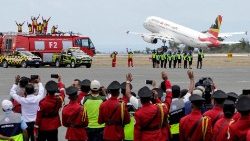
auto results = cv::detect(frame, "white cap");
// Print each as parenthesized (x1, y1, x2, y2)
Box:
(90, 80, 101, 91)
(196, 86, 205, 93)
(193, 89, 203, 97)
(1, 100, 13, 111)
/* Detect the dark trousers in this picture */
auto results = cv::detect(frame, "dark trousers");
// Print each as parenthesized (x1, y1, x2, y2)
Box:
(160, 60, 164, 68)
(173, 60, 177, 68)
(169, 60, 172, 68)
(38, 129, 58, 141)
(26, 122, 35, 141)
(189, 61, 192, 68)
(87, 128, 104, 141)
(152, 59, 156, 68)
(197, 60, 202, 69)
(164, 60, 167, 68)
(184, 60, 187, 69)
(171, 134, 180, 141)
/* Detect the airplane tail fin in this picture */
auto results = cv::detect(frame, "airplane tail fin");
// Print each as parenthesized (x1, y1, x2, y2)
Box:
(207, 15, 222, 38)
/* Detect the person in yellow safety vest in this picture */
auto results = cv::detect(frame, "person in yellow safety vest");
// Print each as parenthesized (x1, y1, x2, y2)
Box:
(15, 21, 24, 33)
(124, 103, 136, 141)
(51, 25, 58, 35)
(155, 51, 160, 68)
(168, 51, 173, 68)
(36, 23, 43, 34)
(0, 100, 28, 141)
(127, 50, 134, 67)
(172, 52, 177, 68)
(27, 22, 33, 34)
(183, 52, 188, 69)
(197, 48, 204, 69)
(31, 14, 40, 33)
(164, 52, 168, 68)
(42, 17, 51, 34)
(110, 51, 118, 67)
(177, 50, 182, 68)
(160, 52, 166, 68)
(151, 50, 156, 68)
(188, 51, 193, 69)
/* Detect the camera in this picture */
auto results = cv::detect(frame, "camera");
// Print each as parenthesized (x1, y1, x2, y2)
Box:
(145, 80, 153, 85)
(51, 74, 59, 79)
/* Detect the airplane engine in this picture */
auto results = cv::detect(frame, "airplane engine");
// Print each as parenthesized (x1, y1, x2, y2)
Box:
(142, 36, 157, 44)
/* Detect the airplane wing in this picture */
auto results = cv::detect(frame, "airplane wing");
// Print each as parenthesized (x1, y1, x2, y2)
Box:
(126, 31, 175, 42)
(220, 41, 241, 44)
(219, 31, 247, 38)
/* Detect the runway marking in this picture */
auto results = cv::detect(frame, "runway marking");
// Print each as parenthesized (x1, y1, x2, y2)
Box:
(237, 81, 250, 83)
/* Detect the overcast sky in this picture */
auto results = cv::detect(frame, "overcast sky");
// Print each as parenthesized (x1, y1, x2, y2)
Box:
(1, 0, 249, 52)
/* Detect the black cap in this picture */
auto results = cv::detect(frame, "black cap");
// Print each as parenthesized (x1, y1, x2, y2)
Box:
(81, 79, 91, 86)
(224, 100, 235, 106)
(107, 81, 121, 90)
(189, 94, 205, 102)
(152, 88, 163, 98)
(138, 86, 152, 98)
(212, 90, 228, 99)
(227, 92, 239, 102)
(236, 95, 250, 112)
(121, 82, 132, 90)
(66, 86, 78, 96)
(45, 80, 58, 93)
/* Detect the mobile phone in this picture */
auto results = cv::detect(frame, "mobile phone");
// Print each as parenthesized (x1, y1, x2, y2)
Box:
(51, 74, 59, 79)
(145, 80, 153, 85)
(242, 89, 250, 95)
(30, 75, 39, 80)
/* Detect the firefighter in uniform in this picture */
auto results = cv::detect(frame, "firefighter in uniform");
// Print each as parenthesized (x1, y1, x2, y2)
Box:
(179, 94, 212, 141)
(77, 79, 91, 104)
(37, 23, 43, 34)
(0, 100, 28, 141)
(42, 17, 51, 34)
(197, 49, 204, 69)
(15, 21, 25, 33)
(168, 51, 173, 68)
(187, 52, 193, 69)
(31, 15, 40, 33)
(111, 51, 118, 67)
(177, 50, 182, 68)
(62, 86, 89, 141)
(183, 52, 188, 69)
(34, 78, 65, 141)
(160, 52, 166, 68)
(173, 52, 177, 68)
(27, 22, 33, 34)
(127, 50, 134, 67)
(203, 90, 228, 128)
(51, 25, 58, 35)
(152, 50, 156, 68)
(98, 81, 131, 141)
(227, 95, 250, 141)
(213, 100, 235, 141)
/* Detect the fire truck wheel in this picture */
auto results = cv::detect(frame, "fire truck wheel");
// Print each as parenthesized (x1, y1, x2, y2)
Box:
(70, 60, 76, 68)
(21, 61, 27, 68)
(55, 60, 60, 67)
(2, 60, 8, 68)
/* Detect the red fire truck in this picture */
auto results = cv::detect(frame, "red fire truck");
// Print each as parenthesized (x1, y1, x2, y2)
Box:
(0, 32, 95, 65)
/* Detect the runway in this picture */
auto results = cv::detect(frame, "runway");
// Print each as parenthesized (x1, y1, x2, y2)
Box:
(0, 67, 249, 140)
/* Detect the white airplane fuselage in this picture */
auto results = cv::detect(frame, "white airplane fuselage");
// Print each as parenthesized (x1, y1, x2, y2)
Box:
(143, 16, 217, 48)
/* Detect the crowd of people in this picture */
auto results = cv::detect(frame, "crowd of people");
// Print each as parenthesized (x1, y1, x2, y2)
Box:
(0, 70, 249, 141)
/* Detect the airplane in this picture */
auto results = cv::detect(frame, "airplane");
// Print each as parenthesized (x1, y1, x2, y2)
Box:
(127, 15, 247, 48)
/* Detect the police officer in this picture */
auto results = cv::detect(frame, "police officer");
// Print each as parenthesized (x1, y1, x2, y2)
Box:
(152, 50, 156, 68)
(127, 50, 134, 67)
(173, 52, 177, 68)
(164, 52, 168, 68)
(197, 49, 204, 69)
(177, 50, 182, 68)
(227, 95, 250, 141)
(62, 86, 89, 141)
(203, 90, 228, 128)
(183, 52, 188, 69)
(98, 81, 130, 141)
(168, 51, 173, 68)
(188, 51, 193, 69)
(77, 79, 91, 104)
(155, 51, 160, 68)
(34, 77, 65, 141)
(0, 100, 28, 141)
(179, 94, 212, 141)
(160, 52, 166, 68)
(81, 80, 106, 141)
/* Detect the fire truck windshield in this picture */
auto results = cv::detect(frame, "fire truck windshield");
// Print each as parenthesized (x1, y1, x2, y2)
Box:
(75, 38, 95, 48)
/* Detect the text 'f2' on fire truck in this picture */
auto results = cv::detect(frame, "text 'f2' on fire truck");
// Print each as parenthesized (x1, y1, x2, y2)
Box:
(0, 32, 95, 67)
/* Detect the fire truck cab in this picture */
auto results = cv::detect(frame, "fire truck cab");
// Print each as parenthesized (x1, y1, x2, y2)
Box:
(0, 32, 95, 66)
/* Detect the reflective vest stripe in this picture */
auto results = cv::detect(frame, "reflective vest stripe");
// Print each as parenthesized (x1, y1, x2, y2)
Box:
(0, 133, 23, 141)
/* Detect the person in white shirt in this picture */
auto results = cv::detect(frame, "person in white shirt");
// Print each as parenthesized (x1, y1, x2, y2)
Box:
(10, 75, 45, 141)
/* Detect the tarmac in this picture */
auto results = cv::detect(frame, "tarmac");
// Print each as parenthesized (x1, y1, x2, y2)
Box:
(0, 66, 249, 140)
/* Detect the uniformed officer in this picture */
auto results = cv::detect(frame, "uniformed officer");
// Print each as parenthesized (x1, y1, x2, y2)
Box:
(62, 86, 88, 141)
(81, 80, 106, 141)
(160, 52, 166, 68)
(183, 52, 188, 69)
(77, 79, 91, 104)
(179, 94, 212, 141)
(37, 23, 43, 34)
(187, 52, 193, 69)
(152, 50, 156, 68)
(31, 15, 40, 33)
(0, 100, 28, 141)
(227, 95, 250, 141)
(168, 51, 172, 68)
(213, 100, 235, 141)
(27, 22, 33, 34)
(42, 17, 51, 34)
(197, 49, 204, 69)
(172, 52, 177, 68)
(98, 81, 130, 141)
(15, 21, 25, 33)
(34, 78, 65, 141)
(177, 50, 182, 68)
(164, 52, 168, 68)
(111, 51, 118, 67)
(226, 92, 238, 103)
(203, 90, 228, 128)
(155, 51, 160, 68)
(127, 50, 134, 67)
(51, 25, 58, 34)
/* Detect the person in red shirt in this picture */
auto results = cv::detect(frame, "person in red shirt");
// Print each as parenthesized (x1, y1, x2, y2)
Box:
(247, 130, 250, 141)
(213, 100, 235, 141)
(111, 51, 118, 67)
(34, 76, 65, 141)
(62, 86, 88, 141)
(78, 79, 91, 104)
(98, 81, 130, 141)
(179, 94, 212, 141)
(227, 95, 250, 141)
(203, 90, 228, 127)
